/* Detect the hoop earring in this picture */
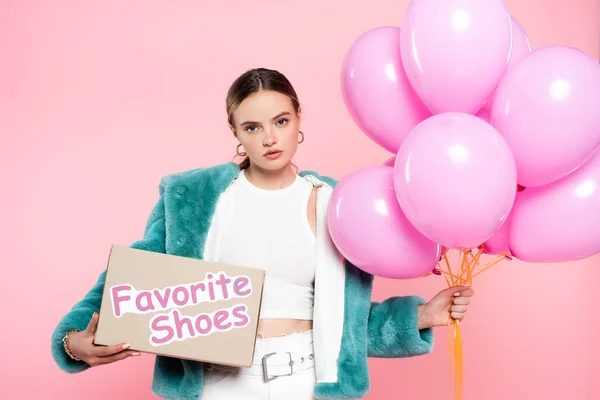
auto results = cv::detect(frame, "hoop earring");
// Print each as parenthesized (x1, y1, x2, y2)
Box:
(236, 143, 247, 157)
(298, 131, 305, 144)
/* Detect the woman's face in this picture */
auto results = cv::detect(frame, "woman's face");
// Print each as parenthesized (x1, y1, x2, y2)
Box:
(231, 90, 301, 171)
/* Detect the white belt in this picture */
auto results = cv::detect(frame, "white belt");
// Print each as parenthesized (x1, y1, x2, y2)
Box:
(206, 348, 315, 382)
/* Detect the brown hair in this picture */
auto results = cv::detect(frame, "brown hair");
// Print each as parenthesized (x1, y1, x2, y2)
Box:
(226, 68, 300, 169)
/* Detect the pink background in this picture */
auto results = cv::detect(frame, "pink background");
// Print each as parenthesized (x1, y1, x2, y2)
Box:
(1, 1, 598, 399)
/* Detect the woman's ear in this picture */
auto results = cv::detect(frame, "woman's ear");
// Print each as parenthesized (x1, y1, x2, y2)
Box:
(297, 107, 302, 123)
(230, 125, 237, 138)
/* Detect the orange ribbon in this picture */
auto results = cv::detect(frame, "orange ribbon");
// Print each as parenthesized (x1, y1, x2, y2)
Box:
(431, 247, 508, 400)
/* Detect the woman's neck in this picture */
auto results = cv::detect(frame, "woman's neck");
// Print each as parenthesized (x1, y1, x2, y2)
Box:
(244, 163, 297, 190)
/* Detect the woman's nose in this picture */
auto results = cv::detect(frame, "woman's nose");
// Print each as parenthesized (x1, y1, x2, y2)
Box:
(263, 129, 277, 146)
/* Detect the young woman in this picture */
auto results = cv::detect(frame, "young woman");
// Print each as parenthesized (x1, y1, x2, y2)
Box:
(51, 68, 474, 400)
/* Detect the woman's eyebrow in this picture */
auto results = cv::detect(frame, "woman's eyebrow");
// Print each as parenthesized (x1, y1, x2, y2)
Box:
(240, 111, 291, 126)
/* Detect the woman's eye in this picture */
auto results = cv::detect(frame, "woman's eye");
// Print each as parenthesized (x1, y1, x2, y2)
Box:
(245, 125, 258, 132)
(276, 118, 289, 126)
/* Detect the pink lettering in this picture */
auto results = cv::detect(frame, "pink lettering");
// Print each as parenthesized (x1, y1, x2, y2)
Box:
(150, 315, 174, 345)
(111, 285, 132, 317)
(215, 273, 232, 300)
(190, 282, 205, 304)
(194, 314, 213, 335)
(234, 277, 251, 297)
(135, 292, 155, 313)
(232, 305, 249, 327)
(173, 309, 195, 339)
(206, 274, 216, 301)
(149, 304, 250, 346)
(172, 287, 189, 306)
(114, 273, 252, 321)
(153, 288, 171, 308)
(214, 310, 231, 330)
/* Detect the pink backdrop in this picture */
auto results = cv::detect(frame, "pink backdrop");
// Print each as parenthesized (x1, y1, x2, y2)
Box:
(1, 1, 599, 399)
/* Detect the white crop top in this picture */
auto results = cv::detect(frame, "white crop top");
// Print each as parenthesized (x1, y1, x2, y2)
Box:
(214, 169, 316, 320)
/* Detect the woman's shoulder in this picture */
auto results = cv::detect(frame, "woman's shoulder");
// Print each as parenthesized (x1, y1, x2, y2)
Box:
(299, 169, 339, 189)
(158, 162, 240, 194)
(156, 162, 340, 194)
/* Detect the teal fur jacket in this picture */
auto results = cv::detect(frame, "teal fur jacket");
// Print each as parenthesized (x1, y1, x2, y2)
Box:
(51, 162, 434, 400)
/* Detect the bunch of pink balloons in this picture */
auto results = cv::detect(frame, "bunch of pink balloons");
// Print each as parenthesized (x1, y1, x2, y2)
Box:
(329, 0, 600, 279)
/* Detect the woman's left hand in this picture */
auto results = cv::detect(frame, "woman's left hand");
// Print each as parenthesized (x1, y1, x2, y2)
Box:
(417, 285, 475, 329)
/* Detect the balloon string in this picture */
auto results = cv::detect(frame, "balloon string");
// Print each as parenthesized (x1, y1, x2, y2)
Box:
(442, 270, 452, 287)
(448, 315, 453, 389)
(454, 319, 463, 400)
(439, 269, 462, 284)
(471, 254, 507, 279)
(436, 249, 508, 400)
(462, 252, 468, 283)
(442, 249, 455, 285)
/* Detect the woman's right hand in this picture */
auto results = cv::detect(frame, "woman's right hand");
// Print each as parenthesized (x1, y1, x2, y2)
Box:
(67, 312, 141, 367)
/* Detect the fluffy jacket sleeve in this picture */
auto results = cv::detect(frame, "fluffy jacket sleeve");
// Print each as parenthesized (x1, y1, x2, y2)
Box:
(366, 295, 434, 358)
(50, 185, 167, 373)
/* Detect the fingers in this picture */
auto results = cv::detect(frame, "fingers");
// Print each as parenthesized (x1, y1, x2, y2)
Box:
(457, 288, 475, 297)
(88, 350, 141, 367)
(450, 304, 468, 313)
(451, 312, 465, 321)
(448, 285, 474, 322)
(439, 286, 465, 297)
(440, 285, 473, 298)
(86, 312, 99, 334)
(452, 296, 471, 305)
(90, 342, 131, 357)
(451, 296, 471, 320)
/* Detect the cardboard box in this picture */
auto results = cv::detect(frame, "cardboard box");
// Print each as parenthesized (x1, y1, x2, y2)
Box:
(94, 245, 265, 368)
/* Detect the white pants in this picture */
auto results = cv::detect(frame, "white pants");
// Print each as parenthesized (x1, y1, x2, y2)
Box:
(200, 330, 316, 400)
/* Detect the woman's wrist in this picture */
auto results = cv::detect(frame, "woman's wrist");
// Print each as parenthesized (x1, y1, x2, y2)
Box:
(417, 304, 432, 330)
(62, 330, 82, 361)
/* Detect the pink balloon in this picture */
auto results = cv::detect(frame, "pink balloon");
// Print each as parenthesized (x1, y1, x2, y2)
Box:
(483, 185, 528, 255)
(482, 217, 511, 256)
(481, 17, 532, 111)
(394, 113, 518, 249)
(509, 149, 600, 263)
(507, 18, 533, 68)
(491, 46, 600, 187)
(400, 0, 512, 114)
(327, 166, 440, 279)
(475, 108, 491, 123)
(341, 26, 431, 154)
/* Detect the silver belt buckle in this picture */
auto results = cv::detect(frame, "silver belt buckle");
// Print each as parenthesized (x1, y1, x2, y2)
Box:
(262, 352, 294, 382)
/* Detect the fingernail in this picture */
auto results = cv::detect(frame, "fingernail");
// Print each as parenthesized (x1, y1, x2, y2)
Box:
(122, 343, 131, 349)
(454, 292, 460, 296)
(132, 352, 141, 356)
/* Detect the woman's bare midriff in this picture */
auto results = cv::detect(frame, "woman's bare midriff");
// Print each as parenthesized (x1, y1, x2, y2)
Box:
(256, 319, 313, 339)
